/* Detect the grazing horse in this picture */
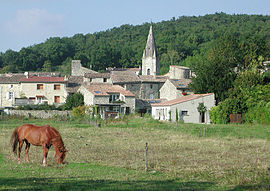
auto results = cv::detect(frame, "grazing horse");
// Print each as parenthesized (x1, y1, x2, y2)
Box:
(10, 124, 67, 166)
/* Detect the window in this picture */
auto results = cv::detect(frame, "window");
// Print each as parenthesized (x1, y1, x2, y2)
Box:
(6, 92, 14, 100)
(150, 84, 153, 89)
(37, 97, 42, 104)
(54, 96, 60, 103)
(37, 84, 43, 90)
(54, 84, 60, 90)
(109, 94, 120, 102)
(90, 78, 92, 82)
(147, 69, 150, 75)
(103, 78, 107, 82)
(181, 111, 188, 116)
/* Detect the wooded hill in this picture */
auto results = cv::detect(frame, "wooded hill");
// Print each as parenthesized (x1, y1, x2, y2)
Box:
(0, 12, 269, 75)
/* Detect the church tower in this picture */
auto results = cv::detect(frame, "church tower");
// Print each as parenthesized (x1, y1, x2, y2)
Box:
(142, 25, 160, 76)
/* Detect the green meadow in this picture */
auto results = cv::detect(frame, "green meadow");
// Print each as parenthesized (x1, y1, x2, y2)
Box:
(0, 115, 270, 190)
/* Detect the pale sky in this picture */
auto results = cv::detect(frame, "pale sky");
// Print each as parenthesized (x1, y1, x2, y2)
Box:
(0, 0, 269, 53)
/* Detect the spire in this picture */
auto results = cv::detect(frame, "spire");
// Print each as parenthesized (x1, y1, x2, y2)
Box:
(143, 25, 158, 58)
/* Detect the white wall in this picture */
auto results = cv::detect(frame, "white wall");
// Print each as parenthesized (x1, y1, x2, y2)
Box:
(152, 94, 215, 124)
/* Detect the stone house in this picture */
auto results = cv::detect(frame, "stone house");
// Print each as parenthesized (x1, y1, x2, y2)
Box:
(0, 74, 25, 108)
(78, 83, 135, 118)
(164, 65, 192, 79)
(159, 78, 192, 100)
(84, 72, 112, 84)
(19, 75, 68, 105)
(151, 93, 215, 124)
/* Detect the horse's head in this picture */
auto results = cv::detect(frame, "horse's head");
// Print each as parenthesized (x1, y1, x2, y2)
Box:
(56, 148, 68, 164)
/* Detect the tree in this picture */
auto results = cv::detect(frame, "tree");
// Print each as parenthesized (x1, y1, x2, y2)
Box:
(42, 60, 53, 72)
(64, 93, 84, 110)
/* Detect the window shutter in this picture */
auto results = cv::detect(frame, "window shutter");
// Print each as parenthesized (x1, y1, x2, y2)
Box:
(6, 92, 9, 100)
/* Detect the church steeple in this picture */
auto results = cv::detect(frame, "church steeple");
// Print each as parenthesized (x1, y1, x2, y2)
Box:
(142, 25, 160, 76)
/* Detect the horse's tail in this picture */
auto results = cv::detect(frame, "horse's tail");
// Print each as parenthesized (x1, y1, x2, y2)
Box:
(10, 128, 19, 155)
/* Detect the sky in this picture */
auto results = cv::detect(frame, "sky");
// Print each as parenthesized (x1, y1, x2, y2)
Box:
(0, 0, 269, 53)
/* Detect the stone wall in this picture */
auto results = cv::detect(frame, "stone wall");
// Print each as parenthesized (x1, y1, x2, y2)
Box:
(9, 110, 72, 119)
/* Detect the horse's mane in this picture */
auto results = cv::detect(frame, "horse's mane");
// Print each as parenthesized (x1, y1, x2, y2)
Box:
(48, 126, 65, 152)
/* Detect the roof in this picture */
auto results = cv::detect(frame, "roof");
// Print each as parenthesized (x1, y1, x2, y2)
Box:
(82, 83, 135, 97)
(84, 72, 110, 78)
(152, 93, 214, 106)
(139, 75, 167, 83)
(0, 74, 25, 83)
(29, 72, 61, 77)
(106, 67, 140, 72)
(111, 71, 141, 83)
(66, 76, 83, 93)
(20, 76, 66, 83)
(142, 25, 158, 58)
(170, 65, 190, 70)
(169, 79, 192, 89)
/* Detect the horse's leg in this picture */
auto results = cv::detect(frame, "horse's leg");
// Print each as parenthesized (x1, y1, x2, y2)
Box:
(42, 144, 49, 166)
(18, 140, 24, 164)
(25, 140, 30, 162)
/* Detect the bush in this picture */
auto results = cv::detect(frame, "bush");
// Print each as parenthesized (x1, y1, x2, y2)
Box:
(209, 106, 227, 124)
(244, 101, 270, 124)
(64, 93, 84, 110)
(72, 106, 86, 118)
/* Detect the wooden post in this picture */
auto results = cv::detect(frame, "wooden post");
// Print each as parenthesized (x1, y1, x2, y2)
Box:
(203, 127, 206, 137)
(145, 142, 148, 172)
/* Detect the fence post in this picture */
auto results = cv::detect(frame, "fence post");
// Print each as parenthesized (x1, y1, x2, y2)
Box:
(145, 142, 148, 172)
(203, 127, 206, 137)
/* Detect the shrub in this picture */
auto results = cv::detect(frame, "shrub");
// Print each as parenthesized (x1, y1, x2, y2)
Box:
(65, 93, 84, 110)
(72, 106, 86, 118)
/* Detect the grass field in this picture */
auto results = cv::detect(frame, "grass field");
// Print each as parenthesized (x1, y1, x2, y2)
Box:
(0, 115, 270, 190)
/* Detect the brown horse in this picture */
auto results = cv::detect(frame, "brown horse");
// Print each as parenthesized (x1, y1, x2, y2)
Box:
(10, 124, 67, 166)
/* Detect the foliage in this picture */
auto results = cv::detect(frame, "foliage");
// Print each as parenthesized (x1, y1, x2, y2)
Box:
(64, 92, 84, 110)
(0, 13, 269, 76)
(15, 104, 64, 111)
(210, 61, 269, 124)
(197, 103, 207, 114)
(72, 105, 86, 118)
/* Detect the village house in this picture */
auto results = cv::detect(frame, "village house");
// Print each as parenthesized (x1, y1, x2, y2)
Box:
(0, 74, 25, 108)
(159, 78, 192, 100)
(151, 93, 215, 124)
(78, 83, 135, 118)
(19, 75, 68, 105)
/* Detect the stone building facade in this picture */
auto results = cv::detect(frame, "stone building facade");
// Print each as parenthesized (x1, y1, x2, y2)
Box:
(78, 84, 135, 118)
(20, 76, 68, 105)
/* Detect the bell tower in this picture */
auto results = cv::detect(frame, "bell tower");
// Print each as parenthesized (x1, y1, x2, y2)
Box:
(142, 25, 159, 76)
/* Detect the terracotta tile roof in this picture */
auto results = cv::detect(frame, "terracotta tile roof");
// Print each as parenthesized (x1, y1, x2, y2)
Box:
(152, 93, 214, 106)
(20, 76, 67, 83)
(84, 72, 110, 78)
(29, 72, 61, 77)
(169, 79, 192, 89)
(111, 71, 141, 83)
(0, 74, 25, 83)
(83, 83, 135, 97)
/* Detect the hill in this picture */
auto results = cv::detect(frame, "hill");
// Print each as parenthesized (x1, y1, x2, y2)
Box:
(0, 12, 269, 75)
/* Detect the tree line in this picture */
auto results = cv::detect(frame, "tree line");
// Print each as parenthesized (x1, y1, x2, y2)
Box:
(0, 13, 269, 75)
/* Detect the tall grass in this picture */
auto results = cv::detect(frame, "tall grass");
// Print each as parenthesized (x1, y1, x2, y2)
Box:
(0, 116, 270, 190)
